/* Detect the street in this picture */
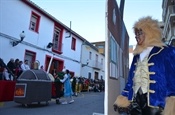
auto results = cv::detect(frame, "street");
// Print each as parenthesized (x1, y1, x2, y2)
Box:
(0, 92, 104, 115)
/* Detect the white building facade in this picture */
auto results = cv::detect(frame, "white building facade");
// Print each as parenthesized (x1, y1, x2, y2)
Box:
(0, 0, 105, 79)
(162, 0, 175, 46)
(81, 42, 105, 80)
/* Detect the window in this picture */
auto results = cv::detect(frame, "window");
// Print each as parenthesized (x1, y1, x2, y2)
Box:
(96, 54, 98, 62)
(52, 26, 64, 53)
(109, 33, 118, 78)
(71, 37, 76, 50)
(53, 27, 61, 50)
(101, 58, 103, 65)
(88, 72, 91, 79)
(110, 36, 117, 63)
(95, 54, 98, 67)
(97, 45, 104, 49)
(25, 50, 36, 69)
(29, 11, 40, 32)
(89, 52, 92, 60)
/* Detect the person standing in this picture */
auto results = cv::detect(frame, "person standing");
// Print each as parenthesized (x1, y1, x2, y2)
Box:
(21, 60, 30, 71)
(40, 65, 45, 71)
(14, 58, 22, 79)
(71, 76, 78, 96)
(53, 70, 63, 104)
(7, 58, 16, 80)
(113, 16, 175, 115)
(59, 69, 74, 104)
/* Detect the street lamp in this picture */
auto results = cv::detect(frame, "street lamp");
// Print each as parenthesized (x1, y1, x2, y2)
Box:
(46, 42, 53, 48)
(82, 59, 89, 67)
(11, 31, 25, 47)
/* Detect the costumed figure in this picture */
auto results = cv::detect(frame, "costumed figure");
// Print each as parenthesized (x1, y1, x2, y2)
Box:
(53, 71, 63, 104)
(59, 69, 74, 104)
(113, 16, 175, 115)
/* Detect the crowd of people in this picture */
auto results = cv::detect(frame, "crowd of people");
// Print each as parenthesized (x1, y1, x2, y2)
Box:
(0, 57, 105, 106)
(51, 69, 105, 105)
(0, 58, 30, 81)
(71, 77, 105, 93)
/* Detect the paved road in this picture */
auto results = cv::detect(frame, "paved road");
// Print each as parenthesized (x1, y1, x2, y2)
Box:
(0, 92, 104, 115)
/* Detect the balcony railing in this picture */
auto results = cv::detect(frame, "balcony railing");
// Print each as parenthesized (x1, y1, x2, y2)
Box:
(52, 42, 63, 54)
(92, 60, 103, 70)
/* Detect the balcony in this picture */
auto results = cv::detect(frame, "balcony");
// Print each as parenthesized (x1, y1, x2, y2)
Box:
(92, 60, 103, 70)
(52, 42, 63, 54)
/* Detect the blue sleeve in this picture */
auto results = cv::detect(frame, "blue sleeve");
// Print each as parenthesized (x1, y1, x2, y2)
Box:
(121, 55, 138, 97)
(60, 74, 68, 83)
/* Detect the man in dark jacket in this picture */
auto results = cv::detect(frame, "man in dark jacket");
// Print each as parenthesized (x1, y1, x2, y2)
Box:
(7, 58, 16, 80)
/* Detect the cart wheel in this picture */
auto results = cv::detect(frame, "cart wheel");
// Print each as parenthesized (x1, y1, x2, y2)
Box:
(22, 104, 29, 107)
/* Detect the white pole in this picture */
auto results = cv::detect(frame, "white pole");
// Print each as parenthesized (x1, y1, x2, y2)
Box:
(104, 0, 108, 115)
(47, 54, 55, 73)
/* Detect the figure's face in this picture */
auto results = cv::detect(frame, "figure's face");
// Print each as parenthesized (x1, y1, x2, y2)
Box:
(135, 28, 145, 45)
(25, 61, 28, 64)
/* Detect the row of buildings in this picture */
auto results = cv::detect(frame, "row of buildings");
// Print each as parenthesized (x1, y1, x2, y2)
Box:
(0, 0, 105, 80)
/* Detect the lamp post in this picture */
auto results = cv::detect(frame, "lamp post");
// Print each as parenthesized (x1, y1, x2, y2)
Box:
(46, 42, 53, 48)
(81, 59, 89, 67)
(11, 31, 25, 47)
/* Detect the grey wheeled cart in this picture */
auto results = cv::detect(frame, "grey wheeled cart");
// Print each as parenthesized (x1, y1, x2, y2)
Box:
(14, 70, 52, 107)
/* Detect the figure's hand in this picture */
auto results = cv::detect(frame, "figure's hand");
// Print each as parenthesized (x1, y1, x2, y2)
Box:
(113, 104, 131, 114)
(164, 96, 175, 115)
(113, 104, 118, 111)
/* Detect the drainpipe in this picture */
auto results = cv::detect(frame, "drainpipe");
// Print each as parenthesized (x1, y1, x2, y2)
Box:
(119, 0, 125, 19)
(80, 41, 86, 77)
(65, 21, 72, 38)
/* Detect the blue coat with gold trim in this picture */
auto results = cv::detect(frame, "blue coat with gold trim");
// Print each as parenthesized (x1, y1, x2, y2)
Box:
(121, 46, 175, 108)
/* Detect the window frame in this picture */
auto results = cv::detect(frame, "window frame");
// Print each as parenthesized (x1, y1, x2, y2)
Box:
(52, 24, 63, 54)
(29, 11, 40, 33)
(71, 37, 76, 50)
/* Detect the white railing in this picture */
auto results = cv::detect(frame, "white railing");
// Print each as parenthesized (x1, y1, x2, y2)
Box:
(92, 60, 103, 70)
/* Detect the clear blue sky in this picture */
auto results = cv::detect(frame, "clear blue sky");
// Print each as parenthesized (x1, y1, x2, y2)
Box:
(31, 0, 162, 45)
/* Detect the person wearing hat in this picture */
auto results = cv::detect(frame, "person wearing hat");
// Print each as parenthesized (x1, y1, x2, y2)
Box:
(113, 16, 175, 115)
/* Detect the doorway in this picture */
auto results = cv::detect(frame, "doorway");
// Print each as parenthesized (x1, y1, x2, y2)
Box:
(45, 56, 64, 74)
(94, 71, 99, 80)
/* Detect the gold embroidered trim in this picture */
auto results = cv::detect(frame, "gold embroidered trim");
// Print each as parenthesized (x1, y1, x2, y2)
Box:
(122, 90, 129, 93)
(148, 47, 164, 61)
(149, 72, 155, 75)
(149, 80, 156, 83)
(149, 90, 155, 93)
(148, 63, 154, 66)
